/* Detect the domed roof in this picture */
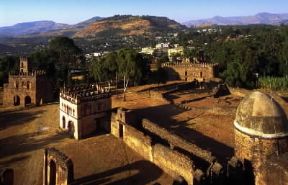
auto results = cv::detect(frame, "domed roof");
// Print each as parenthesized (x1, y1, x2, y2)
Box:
(234, 91, 288, 138)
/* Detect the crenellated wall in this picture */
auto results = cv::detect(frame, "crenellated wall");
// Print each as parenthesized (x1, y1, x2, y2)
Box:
(162, 62, 218, 82)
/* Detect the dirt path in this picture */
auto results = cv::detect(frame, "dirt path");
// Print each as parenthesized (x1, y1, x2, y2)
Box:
(0, 104, 173, 185)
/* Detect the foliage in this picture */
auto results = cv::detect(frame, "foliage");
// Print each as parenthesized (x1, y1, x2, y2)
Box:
(259, 77, 288, 90)
(48, 37, 81, 54)
(0, 56, 18, 85)
(90, 49, 149, 85)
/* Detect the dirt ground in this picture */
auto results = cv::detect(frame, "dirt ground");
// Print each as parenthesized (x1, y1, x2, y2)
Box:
(0, 103, 173, 185)
(113, 85, 242, 162)
(1, 83, 287, 184)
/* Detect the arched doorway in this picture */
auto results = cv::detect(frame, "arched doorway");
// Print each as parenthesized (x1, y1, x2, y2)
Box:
(62, 116, 66, 129)
(49, 160, 56, 185)
(24, 96, 32, 106)
(13, 96, 20, 106)
(68, 121, 75, 138)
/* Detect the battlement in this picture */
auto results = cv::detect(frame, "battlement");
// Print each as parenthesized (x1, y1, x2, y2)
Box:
(162, 62, 218, 68)
(60, 84, 111, 104)
(9, 70, 46, 77)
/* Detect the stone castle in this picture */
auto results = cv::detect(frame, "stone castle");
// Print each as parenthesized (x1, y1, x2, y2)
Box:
(59, 84, 111, 139)
(3, 57, 53, 107)
(162, 62, 218, 82)
(41, 89, 288, 185)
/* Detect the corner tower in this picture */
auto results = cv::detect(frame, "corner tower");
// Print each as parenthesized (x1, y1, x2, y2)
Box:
(234, 91, 288, 185)
(234, 91, 288, 162)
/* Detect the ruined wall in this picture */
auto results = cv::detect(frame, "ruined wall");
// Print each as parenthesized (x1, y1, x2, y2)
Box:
(3, 75, 37, 106)
(3, 74, 53, 107)
(43, 148, 74, 185)
(142, 119, 215, 163)
(163, 63, 217, 82)
(111, 112, 120, 138)
(123, 123, 153, 161)
(153, 144, 194, 185)
(35, 76, 54, 104)
(111, 109, 225, 185)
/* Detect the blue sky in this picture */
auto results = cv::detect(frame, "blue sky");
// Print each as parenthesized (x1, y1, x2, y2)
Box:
(0, 0, 288, 26)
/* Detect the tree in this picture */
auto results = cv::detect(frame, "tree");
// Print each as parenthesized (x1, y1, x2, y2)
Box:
(48, 37, 81, 54)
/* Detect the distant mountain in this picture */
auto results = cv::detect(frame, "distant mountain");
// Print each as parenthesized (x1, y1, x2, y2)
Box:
(74, 15, 185, 38)
(0, 21, 71, 37)
(184, 13, 288, 27)
(0, 43, 15, 53)
(73, 16, 104, 28)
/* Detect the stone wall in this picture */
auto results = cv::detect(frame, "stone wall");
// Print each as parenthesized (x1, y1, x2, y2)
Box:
(257, 153, 288, 185)
(110, 111, 197, 184)
(111, 109, 228, 185)
(3, 75, 37, 106)
(162, 63, 217, 82)
(153, 144, 194, 184)
(123, 123, 153, 161)
(60, 95, 111, 139)
(235, 129, 288, 163)
(142, 119, 215, 164)
(3, 74, 53, 107)
(43, 148, 74, 185)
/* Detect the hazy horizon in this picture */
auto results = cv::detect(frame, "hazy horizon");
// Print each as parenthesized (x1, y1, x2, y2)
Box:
(1, 0, 288, 27)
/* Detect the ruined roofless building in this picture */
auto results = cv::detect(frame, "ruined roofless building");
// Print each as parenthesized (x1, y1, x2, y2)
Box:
(162, 62, 218, 82)
(59, 84, 112, 139)
(3, 57, 53, 107)
(234, 91, 288, 185)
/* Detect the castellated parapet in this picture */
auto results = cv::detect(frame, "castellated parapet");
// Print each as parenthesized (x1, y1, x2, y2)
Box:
(162, 62, 218, 82)
(59, 84, 112, 139)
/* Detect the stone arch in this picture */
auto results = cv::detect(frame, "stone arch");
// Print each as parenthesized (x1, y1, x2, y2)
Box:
(13, 95, 20, 106)
(49, 160, 56, 185)
(62, 116, 66, 129)
(68, 121, 75, 138)
(44, 148, 74, 185)
(24, 96, 32, 106)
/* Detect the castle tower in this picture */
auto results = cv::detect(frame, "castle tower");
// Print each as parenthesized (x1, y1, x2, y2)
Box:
(234, 91, 288, 184)
(19, 57, 29, 73)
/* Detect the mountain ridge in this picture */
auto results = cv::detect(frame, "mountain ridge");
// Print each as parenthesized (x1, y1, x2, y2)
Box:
(1, 13, 288, 38)
(0, 15, 184, 38)
(183, 12, 288, 27)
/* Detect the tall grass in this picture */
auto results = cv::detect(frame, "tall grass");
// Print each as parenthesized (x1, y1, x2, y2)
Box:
(259, 76, 288, 91)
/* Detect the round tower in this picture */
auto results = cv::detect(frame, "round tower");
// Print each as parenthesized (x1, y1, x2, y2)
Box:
(234, 91, 288, 163)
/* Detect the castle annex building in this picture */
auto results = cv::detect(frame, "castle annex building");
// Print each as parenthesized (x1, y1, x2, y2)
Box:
(162, 62, 218, 82)
(59, 84, 111, 139)
(3, 57, 53, 107)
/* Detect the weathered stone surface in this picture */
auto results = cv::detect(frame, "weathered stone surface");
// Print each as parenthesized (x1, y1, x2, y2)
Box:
(235, 91, 288, 138)
(3, 57, 53, 107)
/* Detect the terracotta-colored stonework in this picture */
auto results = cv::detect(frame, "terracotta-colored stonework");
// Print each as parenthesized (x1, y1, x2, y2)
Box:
(3, 57, 53, 107)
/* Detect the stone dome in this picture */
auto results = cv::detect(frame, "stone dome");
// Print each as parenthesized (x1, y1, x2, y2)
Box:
(234, 91, 288, 138)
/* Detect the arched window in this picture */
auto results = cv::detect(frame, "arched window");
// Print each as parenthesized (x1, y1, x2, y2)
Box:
(62, 116, 66, 128)
(27, 81, 30, 89)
